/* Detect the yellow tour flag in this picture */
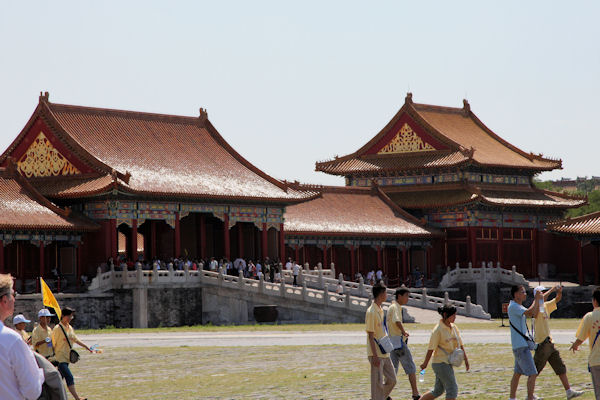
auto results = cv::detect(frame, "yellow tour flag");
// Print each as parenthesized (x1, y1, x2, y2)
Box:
(40, 278, 61, 319)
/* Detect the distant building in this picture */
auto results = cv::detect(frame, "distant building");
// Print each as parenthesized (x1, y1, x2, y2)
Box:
(551, 177, 600, 193)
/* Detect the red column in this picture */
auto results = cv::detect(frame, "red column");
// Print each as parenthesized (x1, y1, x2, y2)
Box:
(531, 228, 538, 278)
(151, 220, 157, 259)
(237, 224, 244, 259)
(110, 218, 118, 262)
(350, 245, 356, 278)
(261, 223, 268, 260)
(39, 242, 45, 282)
(131, 219, 138, 261)
(223, 214, 230, 260)
(426, 246, 432, 279)
(323, 246, 328, 268)
(0, 241, 4, 274)
(468, 227, 477, 266)
(279, 223, 285, 263)
(104, 220, 111, 260)
(402, 246, 408, 282)
(377, 246, 382, 269)
(577, 241, 584, 285)
(76, 244, 82, 289)
(200, 214, 206, 259)
(498, 227, 504, 267)
(174, 212, 181, 258)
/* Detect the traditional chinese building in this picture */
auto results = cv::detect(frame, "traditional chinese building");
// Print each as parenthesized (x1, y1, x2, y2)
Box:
(316, 93, 586, 279)
(0, 93, 316, 289)
(283, 184, 440, 284)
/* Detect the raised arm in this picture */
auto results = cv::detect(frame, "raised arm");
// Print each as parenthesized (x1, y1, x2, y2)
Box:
(524, 290, 543, 317)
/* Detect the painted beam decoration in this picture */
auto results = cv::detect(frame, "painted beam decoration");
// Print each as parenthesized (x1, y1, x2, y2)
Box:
(17, 132, 80, 177)
(84, 201, 284, 230)
(349, 172, 529, 187)
(285, 236, 429, 249)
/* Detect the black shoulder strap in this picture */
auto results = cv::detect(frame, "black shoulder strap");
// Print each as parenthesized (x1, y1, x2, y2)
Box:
(58, 324, 72, 349)
(509, 320, 532, 342)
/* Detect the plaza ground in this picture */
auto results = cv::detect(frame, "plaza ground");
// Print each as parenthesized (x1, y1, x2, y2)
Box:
(70, 320, 597, 399)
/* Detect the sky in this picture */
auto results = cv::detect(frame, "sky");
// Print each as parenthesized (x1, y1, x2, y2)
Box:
(0, 1, 598, 186)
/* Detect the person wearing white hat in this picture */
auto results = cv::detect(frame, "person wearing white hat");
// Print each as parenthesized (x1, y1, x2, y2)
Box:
(32, 308, 56, 361)
(0, 273, 44, 399)
(532, 285, 584, 399)
(13, 313, 32, 345)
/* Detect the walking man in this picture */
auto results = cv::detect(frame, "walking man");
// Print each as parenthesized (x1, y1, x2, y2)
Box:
(366, 282, 396, 400)
(570, 287, 600, 398)
(0, 273, 44, 399)
(508, 285, 543, 400)
(387, 287, 420, 400)
(292, 262, 300, 286)
(532, 285, 583, 398)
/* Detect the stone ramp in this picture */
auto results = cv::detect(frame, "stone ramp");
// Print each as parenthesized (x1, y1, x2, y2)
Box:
(403, 305, 493, 324)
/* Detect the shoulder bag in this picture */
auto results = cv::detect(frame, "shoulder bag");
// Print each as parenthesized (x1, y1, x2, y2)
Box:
(58, 324, 80, 364)
(437, 325, 464, 367)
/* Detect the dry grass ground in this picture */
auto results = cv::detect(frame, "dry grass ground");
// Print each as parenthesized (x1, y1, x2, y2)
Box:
(74, 342, 596, 399)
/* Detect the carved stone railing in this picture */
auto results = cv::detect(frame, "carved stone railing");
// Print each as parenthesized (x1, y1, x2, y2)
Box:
(439, 263, 528, 289)
(89, 265, 372, 314)
(89, 262, 490, 320)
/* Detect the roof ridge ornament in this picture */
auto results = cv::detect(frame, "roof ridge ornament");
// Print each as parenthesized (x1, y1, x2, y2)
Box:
(462, 99, 470, 116)
(199, 107, 208, 122)
(405, 92, 413, 104)
(39, 91, 49, 103)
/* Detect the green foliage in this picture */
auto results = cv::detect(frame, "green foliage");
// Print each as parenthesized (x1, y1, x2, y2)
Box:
(567, 190, 600, 218)
(532, 179, 557, 191)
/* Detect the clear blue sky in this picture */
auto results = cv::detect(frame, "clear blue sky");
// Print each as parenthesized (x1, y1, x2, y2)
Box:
(1, 1, 598, 185)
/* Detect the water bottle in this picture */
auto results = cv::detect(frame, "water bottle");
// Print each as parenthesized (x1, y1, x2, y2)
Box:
(418, 369, 426, 383)
(90, 344, 99, 353)
(45, 337, 52, 348)
(538, 299, 545, 315)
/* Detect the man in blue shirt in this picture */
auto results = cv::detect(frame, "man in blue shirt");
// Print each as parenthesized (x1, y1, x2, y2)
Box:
(508, 285, 543, 400)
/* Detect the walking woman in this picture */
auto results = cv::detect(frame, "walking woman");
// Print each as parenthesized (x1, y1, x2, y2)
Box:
(418, 304, 470, 400)
(52, 307, 93, 400)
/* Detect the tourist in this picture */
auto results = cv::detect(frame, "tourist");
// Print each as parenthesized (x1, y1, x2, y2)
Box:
(365, 282, 396, 400)
(532, 285, 583, 398)
(52, 306, 94, 400)
(376, 269, 383, 283)
(269, 262, 275, 282)
(292, 262, 300, 286)
(418, 304, 469, 400)
(209, 257, 218, 271)
(570, 287, 600, 398)
(13, 313, 32, 345)
(366, 270, 375, 285)
(274, 267, 281, 283)
(285, 257, 293, 271)
(0, 273, 44, 399)
(387, 287, 420, 400)
(336, 282, 344, 299)
(508, 285, 543, 400)
(32, 308, 56, 362)
(33, 351, 69, 400)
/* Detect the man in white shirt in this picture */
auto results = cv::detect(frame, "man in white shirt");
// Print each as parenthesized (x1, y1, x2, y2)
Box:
(292, 263, 300, 286)
(375, 269, 383, 283)
(0, 273, 44, 399)
(285, 258, 293, 271)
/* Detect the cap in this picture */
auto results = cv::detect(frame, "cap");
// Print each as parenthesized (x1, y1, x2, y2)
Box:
(38, 309, 55, 318)
(13, 314, 30, 324)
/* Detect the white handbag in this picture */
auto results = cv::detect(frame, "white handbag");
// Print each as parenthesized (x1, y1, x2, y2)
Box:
(438, 325, 464, 367)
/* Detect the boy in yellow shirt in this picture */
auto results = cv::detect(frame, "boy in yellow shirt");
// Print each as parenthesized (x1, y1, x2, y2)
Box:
(366, 282, 396, 400)
(387, 287, 420, 400)
(533, 285, 583, 399)
(31, 308, 56, 362)
(570, 287, 600, 398)
(13, 314, 31, 345)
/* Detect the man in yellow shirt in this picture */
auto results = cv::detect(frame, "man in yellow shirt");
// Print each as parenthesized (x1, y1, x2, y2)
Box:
(533, 285, 583, 398)
(366, 282, 396, 400)
(571, 287, 600, 398)
(32, 308, 56, 361)
(387, 287, 419, 400)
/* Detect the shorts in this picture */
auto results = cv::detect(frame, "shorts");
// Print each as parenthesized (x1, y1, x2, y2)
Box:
(57, 362, 75, 386)
(590, 365, 600, 399)
(534, 339, 566, 375)
(390, 344, 417, 375)
(513, 346, 538, 376)
(431, 362, 458, 399)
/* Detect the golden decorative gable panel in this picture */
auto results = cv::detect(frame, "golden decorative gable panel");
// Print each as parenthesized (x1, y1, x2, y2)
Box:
(378, 123, 435, 154)
(18, 132, 80, 177)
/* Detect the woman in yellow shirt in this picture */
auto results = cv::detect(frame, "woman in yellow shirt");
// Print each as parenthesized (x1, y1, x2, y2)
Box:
(418, 305, 470, 400)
